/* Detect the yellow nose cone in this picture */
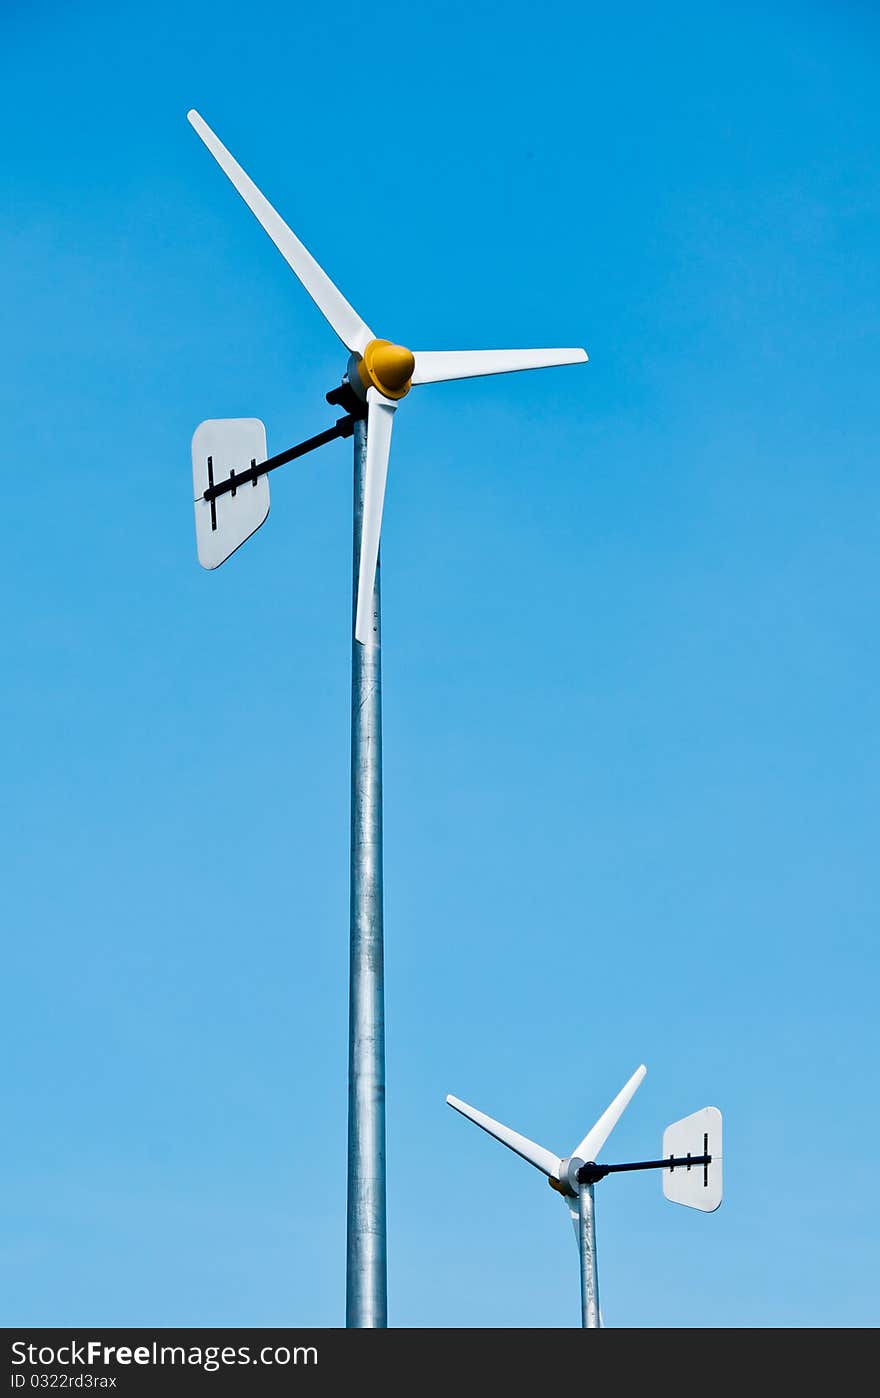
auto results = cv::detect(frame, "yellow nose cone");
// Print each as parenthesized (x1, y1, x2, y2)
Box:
(373, 342, 415, 392)
(358, 339, 416, 400)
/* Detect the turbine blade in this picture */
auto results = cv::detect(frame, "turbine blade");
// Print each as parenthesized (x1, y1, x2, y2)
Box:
(572, 1065, 647, 1163)
(563, 1193, 580, 1238)
(187, 110, 373, 354)
(354, 389, 396, 645)
(411, 347, 587, 385)
(446, 1095, 561, 1179)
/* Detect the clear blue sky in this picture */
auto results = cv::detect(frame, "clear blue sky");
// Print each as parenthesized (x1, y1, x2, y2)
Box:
(2, 0, 877, 1328)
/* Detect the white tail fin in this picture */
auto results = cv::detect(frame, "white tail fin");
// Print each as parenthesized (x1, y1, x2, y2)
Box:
(446, 1095, 561, 1179)
(571, 1065, 647, 1163)
(191, 418, 269, 568)
(187, 111, 373, 354)
(662, 1107, 723, 1212)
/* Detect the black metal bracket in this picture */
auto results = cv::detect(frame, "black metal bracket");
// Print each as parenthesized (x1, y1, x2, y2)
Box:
(203, 415, 355, 504)
(577, 1154, 712, 1186)
(326, 380, 367, 419)
(203, 382, 367, 505)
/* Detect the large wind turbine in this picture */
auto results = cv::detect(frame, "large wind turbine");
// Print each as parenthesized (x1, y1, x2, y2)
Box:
(448, 1066, 723, 1326)
(185, 109, 588, 1328)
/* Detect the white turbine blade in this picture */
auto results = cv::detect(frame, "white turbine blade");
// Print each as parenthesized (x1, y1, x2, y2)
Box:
(354, 389, 396, 645)
(446, 1095, 561, 1179)
(411, 347, 587, 385)
(564, 1195, 580, 1237)
(187, 110, 373, 354)
(571, 1064, 647, 1162)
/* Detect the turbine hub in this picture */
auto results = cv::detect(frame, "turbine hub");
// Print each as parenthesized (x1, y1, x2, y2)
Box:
(356, 338, 415, 400)
(549, 1156, 584, 1198)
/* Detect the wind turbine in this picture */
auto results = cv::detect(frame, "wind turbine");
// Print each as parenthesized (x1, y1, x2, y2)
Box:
(185, 110, 588, 1328)
(448, 1066, 723, 1326)
(186, 110, 586, 643)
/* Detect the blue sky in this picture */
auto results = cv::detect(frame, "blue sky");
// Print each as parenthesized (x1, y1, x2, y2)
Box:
(1, 0, 878, 1327)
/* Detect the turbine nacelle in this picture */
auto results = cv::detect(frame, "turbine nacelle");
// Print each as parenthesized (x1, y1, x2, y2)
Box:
(548, 1156, 585, 1198)
(350, 340, 416, 401)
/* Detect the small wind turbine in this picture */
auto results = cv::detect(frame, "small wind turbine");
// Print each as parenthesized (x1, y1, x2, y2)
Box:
(186, 109, 587, 644)
(448, 1066, 722, 1327)
(185, 110, 588, 1328)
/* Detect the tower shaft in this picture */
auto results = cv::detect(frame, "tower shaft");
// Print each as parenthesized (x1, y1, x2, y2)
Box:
(346, 415, 387, 1327)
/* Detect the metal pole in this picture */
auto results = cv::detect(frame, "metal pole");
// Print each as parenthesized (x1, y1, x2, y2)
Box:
(578, 1184, 600, 1328)
(346, 415, 387, 1327)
